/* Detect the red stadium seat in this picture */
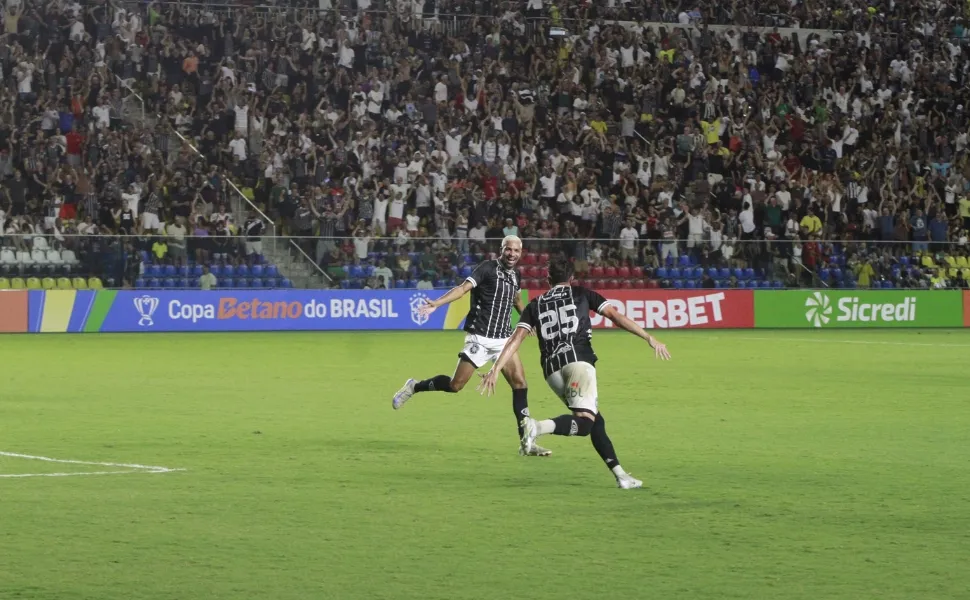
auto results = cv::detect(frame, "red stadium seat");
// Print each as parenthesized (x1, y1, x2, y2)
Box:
(523, 266, 538, 278)
(588, 279, 603, 290)
(606, 279, 620, 290)
(520, 254, 535, 266)
(537, 267, 549, 279)
(590, 266, 605, 278)
(576, 278, 588, 287)
(617, 266, 631, 278)
(629, 266, 643, 278)
(647, 279, 660, 289)
(539, 253, 550, 263)
(620, 280, 632, 289)
(604, 266, 618, 278)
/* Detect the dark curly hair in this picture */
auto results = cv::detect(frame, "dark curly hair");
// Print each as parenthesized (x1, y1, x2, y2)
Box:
(548, 256, 574, 286)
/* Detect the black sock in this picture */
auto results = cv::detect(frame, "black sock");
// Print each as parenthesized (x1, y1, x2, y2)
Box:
(414, 375, 455, 393)
(551, 414, 593, 437)
(512, 388, 529, 438)
(590, 413, 620, 470)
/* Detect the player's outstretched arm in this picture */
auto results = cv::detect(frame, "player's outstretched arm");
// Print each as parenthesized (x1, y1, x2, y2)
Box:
(600, 306, 671, 360)
(418, 280, 474, 316)
(477, 325, 530, 396)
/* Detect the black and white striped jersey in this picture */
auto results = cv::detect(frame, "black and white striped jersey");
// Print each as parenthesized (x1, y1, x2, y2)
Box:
(464, 259, 521, 339)
(517, 285, 610, 379)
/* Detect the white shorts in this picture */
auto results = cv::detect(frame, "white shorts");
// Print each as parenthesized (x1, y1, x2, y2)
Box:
(545, 361, 599, 415)
(245, 240, 263, 255)
(141, 212, 161, 231)
(459, 334, 508, 369)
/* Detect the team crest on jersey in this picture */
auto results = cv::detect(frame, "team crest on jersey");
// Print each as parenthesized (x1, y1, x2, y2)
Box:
(409, 293, 431, 326)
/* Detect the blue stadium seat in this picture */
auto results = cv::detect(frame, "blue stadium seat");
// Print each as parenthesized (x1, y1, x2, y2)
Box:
(820, 268, 830, 281)
(656, 267, 668, 279)
(743, 268, 754, 279)
(161, 278, 175, 288)
(251, 265, 263, 278)
(179, 278, 191, 288)
(732, 268, 744, 279)
(463, 254, 474, 265)
(845, 279, 857, 289)
(191, 265, 202, 277)
(178, 265, 190, 277)
(406, 279, 417, 288)
(208, 264, 222, 277)
(685, 280, 696, 289)
(773, 280, 783, 289)
(460, 265, 473, 278)
(236, 265, 250, 278)
(715, 280, 724, 288)
(408, 252, 420, 261)
(135, 278, 146, 289)
(395, 279, 407, 289)
(148, 278, 160, 288)
(899, 256, 910, 266)
(673, 279, 683, 289)
(145, 264, 160, 278)
(719, 267, 730, 279)
(760, 280, 771, 288)
(831, 268, 843, 281)
(339, 280, 351, 289)
(162, 265, 175, 277)
(139, 251, 150, 264)
(281, 278, 293, 288)
(678, 255, 690, 267)
(669, 267, 681, 279)
(221, 278, 234, 288)
(883, 280, 894, 289)
(266, 265, 279, 278)
(190, 278, 200, 288)
(693, 267, 704, 279)
(364, 265, 375, 277)
(665, 255, 675, 267)
(434, 279, 446, 288)
(707, 268, 719, 279)
(350, 265, 365, 278)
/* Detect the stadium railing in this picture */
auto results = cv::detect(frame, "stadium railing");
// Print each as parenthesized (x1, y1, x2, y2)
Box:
(2, 234, 966, 292)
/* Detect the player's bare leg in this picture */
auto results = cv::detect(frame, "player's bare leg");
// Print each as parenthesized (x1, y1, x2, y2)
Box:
(393, 359, 477, 409)
(521, 410, 641, 488)
(501, 353, 551, 457)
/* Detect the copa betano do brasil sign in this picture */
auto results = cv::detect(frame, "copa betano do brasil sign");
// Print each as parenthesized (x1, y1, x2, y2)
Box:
(0, 289, 965, 333)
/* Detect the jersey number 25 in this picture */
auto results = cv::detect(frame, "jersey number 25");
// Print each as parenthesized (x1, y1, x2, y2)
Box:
(539, 305, 579, 340)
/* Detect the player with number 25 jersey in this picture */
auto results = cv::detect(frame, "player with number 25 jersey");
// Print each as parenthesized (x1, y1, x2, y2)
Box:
(478, 256, 672, 489)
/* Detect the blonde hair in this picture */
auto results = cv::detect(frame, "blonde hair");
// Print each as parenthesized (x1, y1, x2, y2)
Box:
(501, 235, 522, 249)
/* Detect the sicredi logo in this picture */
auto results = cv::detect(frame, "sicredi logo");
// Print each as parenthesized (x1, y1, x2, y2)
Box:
(590, 292, 727, 329)
(804, 292, 832, 327)
(804, 293, 917, 327)
(162, 297, 400, 323)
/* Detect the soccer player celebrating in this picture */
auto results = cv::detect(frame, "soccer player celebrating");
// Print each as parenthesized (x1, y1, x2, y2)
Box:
(392, 236, 551, 456)
(477, 256, 671, 488)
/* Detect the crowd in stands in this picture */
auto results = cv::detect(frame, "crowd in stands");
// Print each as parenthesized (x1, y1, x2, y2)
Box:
(2, 0, 970, 290)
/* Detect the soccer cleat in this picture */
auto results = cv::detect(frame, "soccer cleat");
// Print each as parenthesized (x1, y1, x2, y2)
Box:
(392, 378, 416, 410)
(615, 472, 643, 490)
(519, 444, 553, 457)
(519, 417, 538, 455)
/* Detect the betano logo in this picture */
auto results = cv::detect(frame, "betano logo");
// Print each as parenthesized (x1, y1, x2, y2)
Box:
(804, 292, 917, 327)
(152, 297, 400, 323)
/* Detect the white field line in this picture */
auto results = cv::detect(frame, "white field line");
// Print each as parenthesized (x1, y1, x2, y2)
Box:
(0, 451, 184, 478)
(726, 336, 970, 348)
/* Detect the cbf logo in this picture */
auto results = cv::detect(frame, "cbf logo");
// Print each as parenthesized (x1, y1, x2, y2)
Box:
(409, 293, 431, 326)
(134, 295, 160, 327)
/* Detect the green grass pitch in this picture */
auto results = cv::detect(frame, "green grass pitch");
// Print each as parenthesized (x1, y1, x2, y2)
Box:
(1, 330, 969, 600)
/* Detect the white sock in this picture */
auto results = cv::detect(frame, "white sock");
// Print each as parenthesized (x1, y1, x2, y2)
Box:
(610, 465, 626, 478)
(536, 419, 556, 436)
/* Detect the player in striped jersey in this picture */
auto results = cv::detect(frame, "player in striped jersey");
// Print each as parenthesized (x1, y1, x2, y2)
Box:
(477, 256, 671, 488)
(391, 236, 552, 456)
